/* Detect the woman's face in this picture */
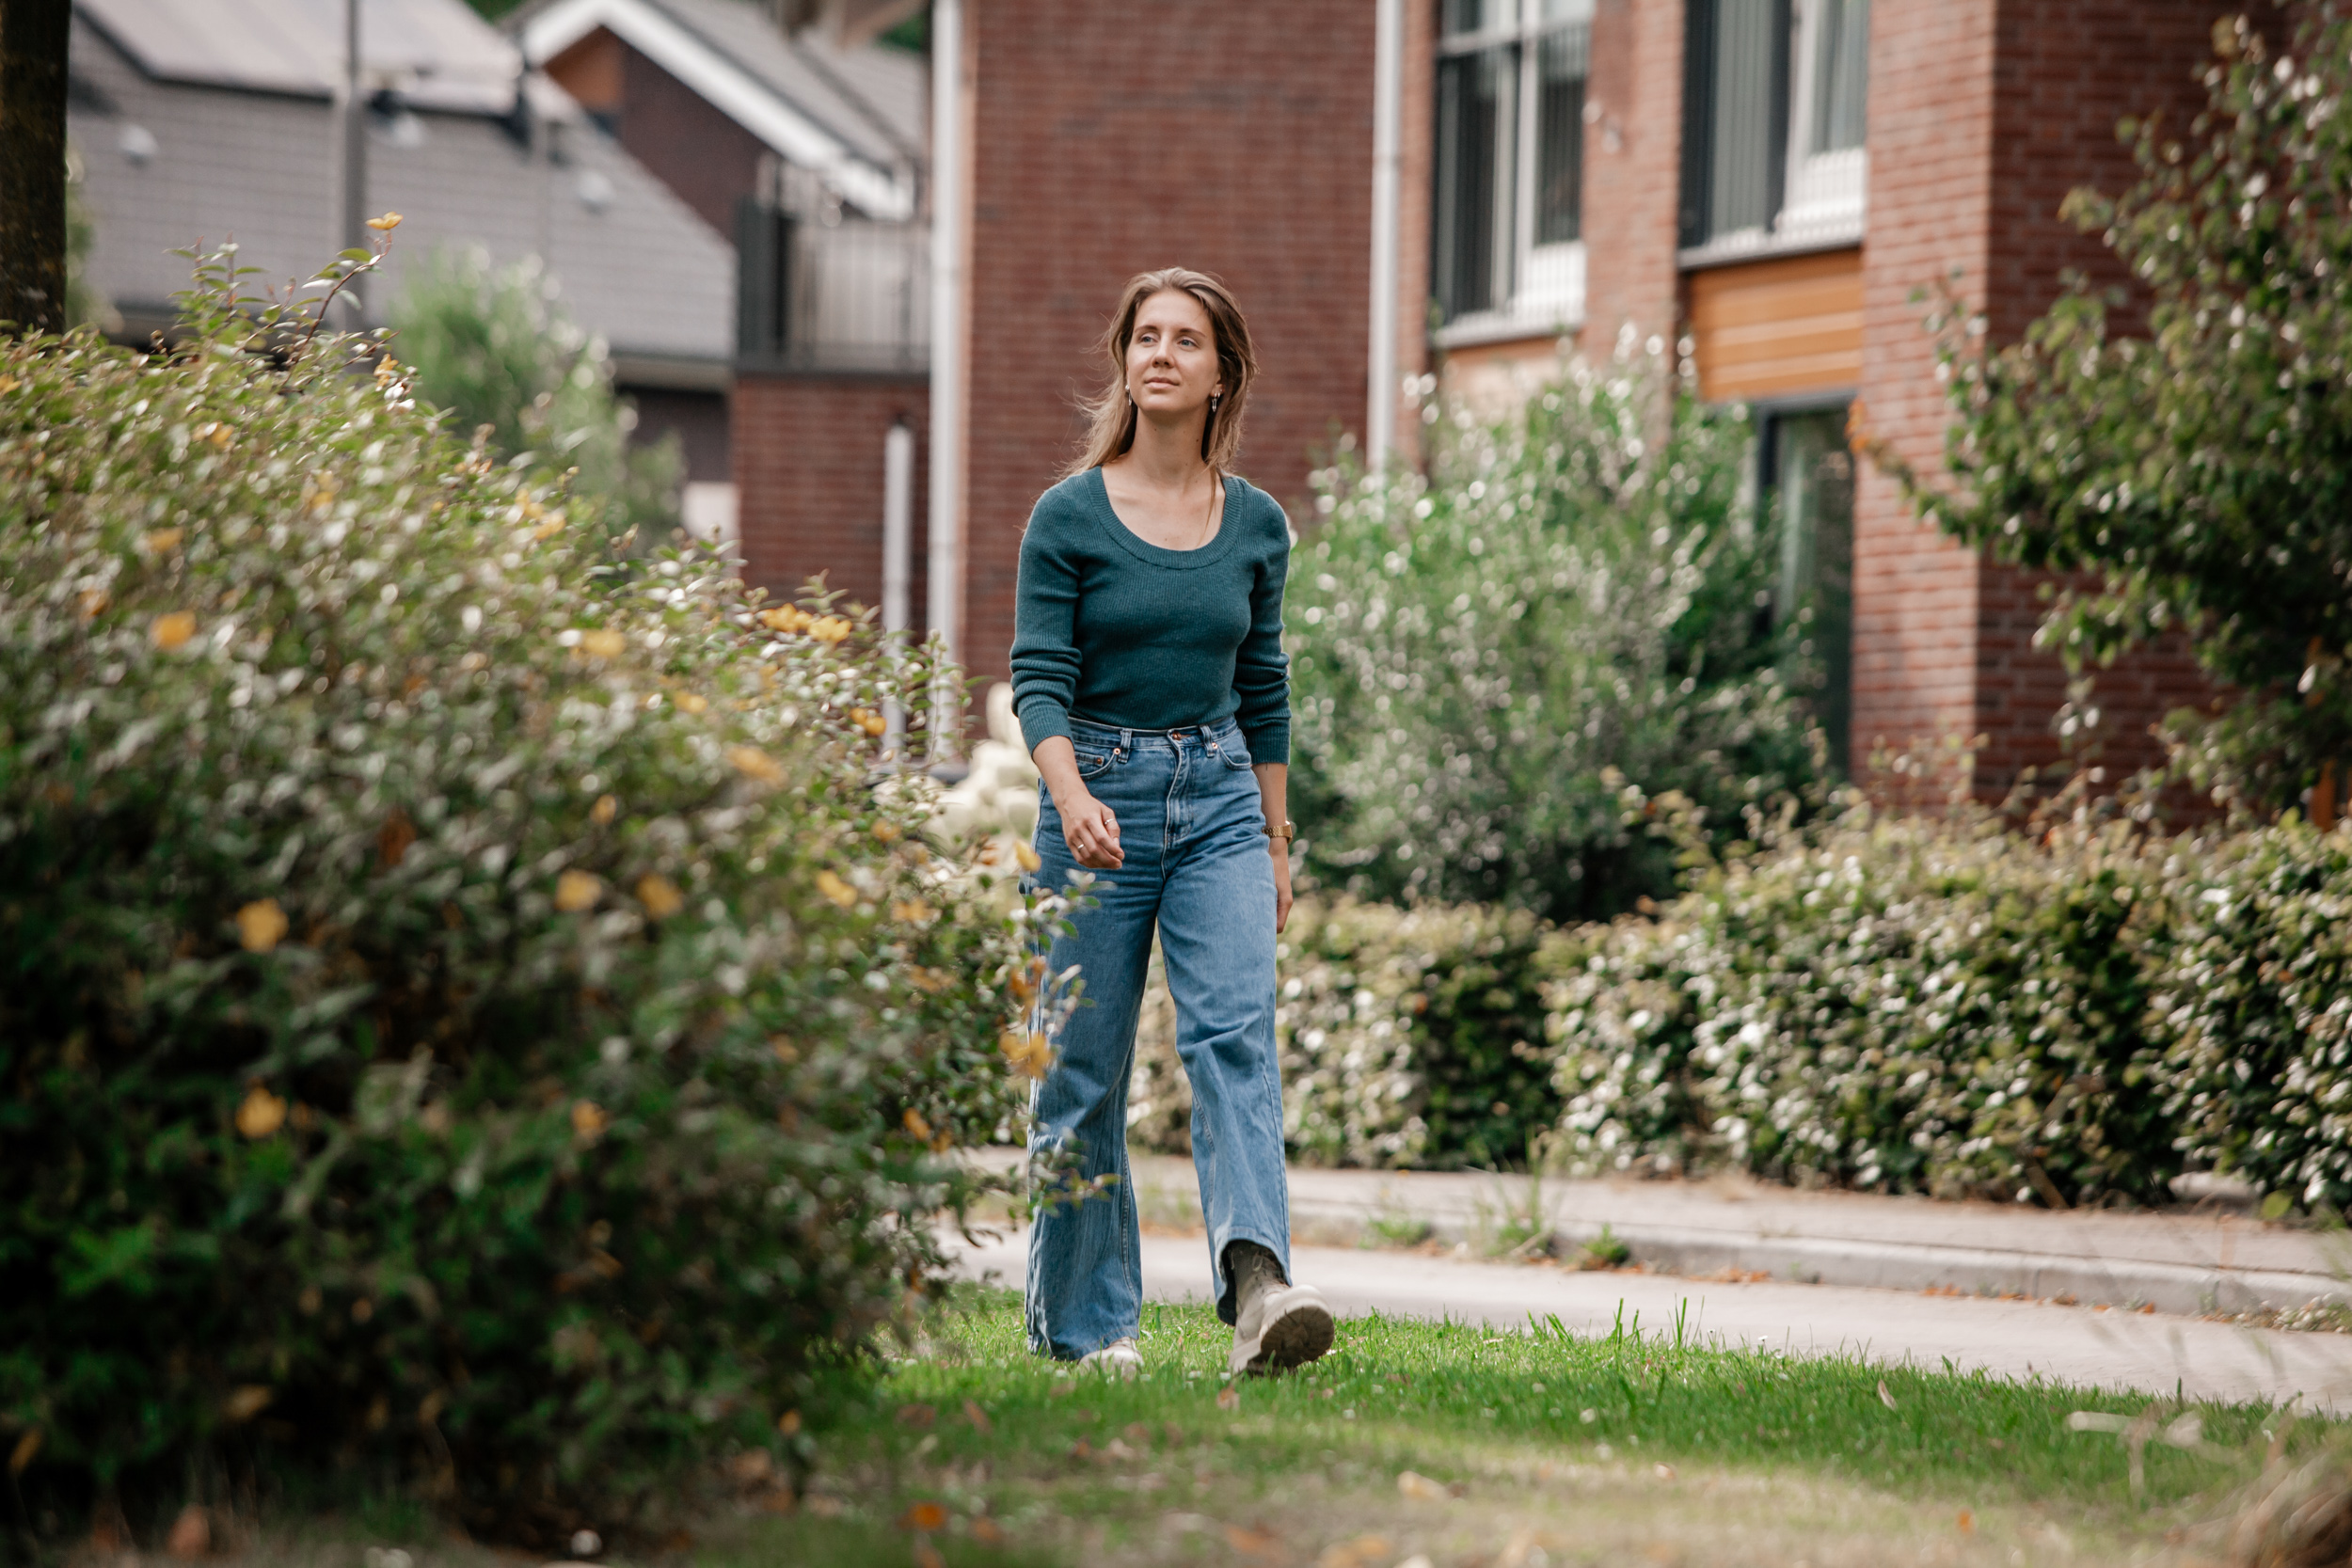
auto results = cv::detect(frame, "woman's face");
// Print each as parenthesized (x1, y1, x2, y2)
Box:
(1125, 288, 1223, 420)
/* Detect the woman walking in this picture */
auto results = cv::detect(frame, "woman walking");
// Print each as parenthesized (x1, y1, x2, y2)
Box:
(1010, 268, 1333, 1377)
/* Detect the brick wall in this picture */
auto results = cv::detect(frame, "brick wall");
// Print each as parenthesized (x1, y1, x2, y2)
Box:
(1966, 0, 2222, 794)
(734, 374, 930, 620)
(1578, 0, 1684, 361)
(545, 27, 764, 241)
(1856, 0, 2223, 797)
(1850, 0, 1998, 783)
(960, 0, 1382, 686)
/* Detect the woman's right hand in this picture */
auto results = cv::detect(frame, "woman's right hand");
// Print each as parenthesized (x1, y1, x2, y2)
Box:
(1032, 735, 1123, 869)
(1057, 787, 1123, 869)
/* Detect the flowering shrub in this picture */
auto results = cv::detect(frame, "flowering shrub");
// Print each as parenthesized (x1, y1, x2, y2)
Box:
(1290, 352, 1823, 924)
(1128, 898, 1571, 1169)
(0, 252, 1039, 1545)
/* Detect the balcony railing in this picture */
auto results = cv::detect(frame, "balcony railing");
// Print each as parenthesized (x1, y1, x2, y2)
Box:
(737, 205, 929, 375)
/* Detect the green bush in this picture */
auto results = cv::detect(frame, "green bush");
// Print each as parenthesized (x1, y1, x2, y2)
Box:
(0, 251, 1037, 1548)
(1289, 353, 1824, 924)
(1129, 898, 1571, 1170)
(390, 247, 683, 551)
(1549, 797, 2352, 1211)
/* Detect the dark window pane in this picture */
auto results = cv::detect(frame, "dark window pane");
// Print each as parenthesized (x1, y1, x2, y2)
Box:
(1534, 28, 1586, 245)
(1679, 0, 1790, 245)
(1813, 0, 1868, 152)
(1772, 408, 1855, 775)
(1434, 46, 1513, 321)
(1708, 0, 1787, 235)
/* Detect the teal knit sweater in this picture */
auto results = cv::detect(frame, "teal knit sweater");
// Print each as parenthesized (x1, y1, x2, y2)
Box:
(1009, 467, 1292, 764)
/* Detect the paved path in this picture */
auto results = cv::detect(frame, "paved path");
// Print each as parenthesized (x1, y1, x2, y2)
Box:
(966, 1148, 2352, 1318)
(950, 1226, 2352, 1412)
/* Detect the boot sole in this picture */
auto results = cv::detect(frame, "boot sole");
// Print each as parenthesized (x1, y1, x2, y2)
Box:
(1250, 1295, 1335, 1373)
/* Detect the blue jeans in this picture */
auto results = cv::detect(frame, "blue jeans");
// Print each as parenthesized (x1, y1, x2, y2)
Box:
(1025, 716, 1291, 1360)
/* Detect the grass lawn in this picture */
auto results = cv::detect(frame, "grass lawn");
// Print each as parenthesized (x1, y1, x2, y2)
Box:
(241, 1288, 2315, 1568)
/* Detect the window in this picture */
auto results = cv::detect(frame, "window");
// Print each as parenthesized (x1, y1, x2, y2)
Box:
(1680, 0, 1868, 255)
(1762, 406, 1855, 774)
(1433, 0, 1591, 338)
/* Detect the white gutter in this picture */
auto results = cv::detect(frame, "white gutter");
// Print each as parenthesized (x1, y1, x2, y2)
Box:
(925, 0, 965, 758)
(518, 0, 914, 221)
(881, 418, 914, 756)
(1365, 0, 1405, 471)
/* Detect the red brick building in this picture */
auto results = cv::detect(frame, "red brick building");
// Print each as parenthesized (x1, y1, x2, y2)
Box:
(554, 0, 2236, 789)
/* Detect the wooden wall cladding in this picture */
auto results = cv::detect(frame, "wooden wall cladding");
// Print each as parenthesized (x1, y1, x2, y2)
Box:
(1685, 246, 1864, 402)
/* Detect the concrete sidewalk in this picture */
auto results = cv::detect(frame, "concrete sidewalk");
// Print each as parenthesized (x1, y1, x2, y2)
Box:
(969, 1148, 2352, 1318)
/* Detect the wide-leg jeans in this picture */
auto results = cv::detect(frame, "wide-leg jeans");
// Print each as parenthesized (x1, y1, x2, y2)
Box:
(1024, 715, 1291, 1361)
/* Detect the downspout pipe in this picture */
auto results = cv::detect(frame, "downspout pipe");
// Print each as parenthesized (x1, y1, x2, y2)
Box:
(925, 0, 964, 761)
(1365, 0, 1404, 472)
(882, 418, 914, 757)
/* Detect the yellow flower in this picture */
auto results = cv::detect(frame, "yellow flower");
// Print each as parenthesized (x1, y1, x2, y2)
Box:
(591, 793, 618, 825)
(151, 610, 197, 651)
(677, 691, 708, 715)
(1014, 839, 1041, 873)
(757, 606, 811, 635)
(635, 874, 684, 920)
(222, 1386, 275, 1422)
(808, 615, 852, 644)
(999, 1029, 1053, 1081)
(77, 588, 109, 619)
(554, 869, 601, 911)
(571, 1100, 608, 1144)
(815, 869, 858, 909)
(235, 1085, 287, 1139)
(366, 212, 403, 230)
(236, 898, 288, 953)
(532, 516, 564, 542)
(906, 966, 950, 992)
(578, 627, 627, 659)
(890, 898, 936, 927)
(728, 746, 785, 785)
(141, 527, 183, 554)
(871, 818, 901, 843)
(903, 1108, 932, 1141)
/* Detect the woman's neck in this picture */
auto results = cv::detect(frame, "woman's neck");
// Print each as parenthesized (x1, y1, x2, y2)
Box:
(1118, 408, 1212, 490)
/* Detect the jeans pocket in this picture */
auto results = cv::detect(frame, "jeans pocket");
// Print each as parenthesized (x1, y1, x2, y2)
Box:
(1217, 744, 1254, 771)
(1074, 745, 1119, 781)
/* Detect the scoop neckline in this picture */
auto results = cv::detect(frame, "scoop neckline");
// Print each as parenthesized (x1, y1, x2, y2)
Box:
(1086, 466, 1242, 570)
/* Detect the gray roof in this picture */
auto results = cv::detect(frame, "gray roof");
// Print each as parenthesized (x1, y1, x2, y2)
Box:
(78, 0, 525, 113)
(68, 1, 734, 371)
(644, 0, 923, 166)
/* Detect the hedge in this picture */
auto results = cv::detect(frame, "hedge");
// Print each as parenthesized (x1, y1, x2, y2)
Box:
(0, 252, 1040, 1548)
(1128, 802, 2352, 1210)
(1551, 800, 2352, 1212)
(1130, 898, 1568, 1170)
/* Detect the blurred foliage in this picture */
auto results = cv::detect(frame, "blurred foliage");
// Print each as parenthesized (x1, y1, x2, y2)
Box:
(1290, 353, 1825, 926)
(1129, 898, 1576, 1170)
(1900, 4, 2352, 810)
(65, 146, 114, 334)
(1552, 784, 2352, 1212)
(0, 244, 1056, 1551)
(390, 249, 682, 553)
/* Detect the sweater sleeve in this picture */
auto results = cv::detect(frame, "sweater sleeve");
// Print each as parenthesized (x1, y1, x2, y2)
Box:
(1009, 502, 1082, 756)
(1231, 498, 1292, 765)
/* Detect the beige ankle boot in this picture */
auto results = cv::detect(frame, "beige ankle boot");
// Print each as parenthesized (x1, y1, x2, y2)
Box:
(1226, 1242, 1333, 1376)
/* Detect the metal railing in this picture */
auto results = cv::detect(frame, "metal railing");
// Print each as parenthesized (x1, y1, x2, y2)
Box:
(737, 204, 929, 375)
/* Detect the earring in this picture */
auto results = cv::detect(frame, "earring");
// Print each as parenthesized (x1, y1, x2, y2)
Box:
(1209, 393, 1222, 416)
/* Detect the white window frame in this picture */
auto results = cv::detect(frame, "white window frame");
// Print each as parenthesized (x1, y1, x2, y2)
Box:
(1434, 0, 1592, 346)
(1679, 0, 1868, 266)
(1777, 0, 1867, 245)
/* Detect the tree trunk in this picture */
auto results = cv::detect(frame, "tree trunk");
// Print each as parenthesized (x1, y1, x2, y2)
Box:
(0, 0, 72, 337)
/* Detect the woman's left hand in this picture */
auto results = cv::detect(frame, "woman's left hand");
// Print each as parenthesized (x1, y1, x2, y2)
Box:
(1270, 837, 1293, 934)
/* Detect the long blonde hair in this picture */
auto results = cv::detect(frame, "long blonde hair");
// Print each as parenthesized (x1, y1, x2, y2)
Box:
(1065, 268, 1259, 479)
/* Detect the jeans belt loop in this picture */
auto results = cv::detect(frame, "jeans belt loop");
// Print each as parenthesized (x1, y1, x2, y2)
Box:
(1119, 726, 1132, 757)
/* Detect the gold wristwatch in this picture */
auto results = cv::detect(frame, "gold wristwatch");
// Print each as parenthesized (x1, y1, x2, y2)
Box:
(1263, 820, 1296, 842)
